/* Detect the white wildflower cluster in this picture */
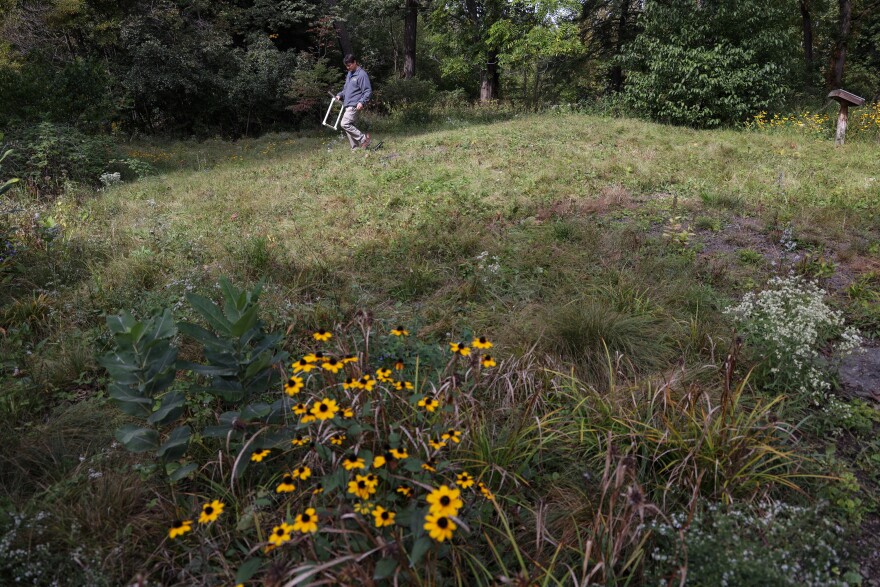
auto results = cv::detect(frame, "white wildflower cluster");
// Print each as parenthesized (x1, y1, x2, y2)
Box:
(474, 251, 501, 281)
(647, 501, 850, 587)
(725, 276, 861, 403)
(99, 172, 121, 188)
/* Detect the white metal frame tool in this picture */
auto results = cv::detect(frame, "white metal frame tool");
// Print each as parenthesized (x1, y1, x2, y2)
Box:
(322, 95, 345, 130)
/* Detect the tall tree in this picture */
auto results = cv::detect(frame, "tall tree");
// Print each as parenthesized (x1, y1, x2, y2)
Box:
(800, 0, 814, 67)
(579, 0, 643, 93)
(828, 0, 852, 87)
(403, 0, 418, 78)
(430, 0, 506, 101)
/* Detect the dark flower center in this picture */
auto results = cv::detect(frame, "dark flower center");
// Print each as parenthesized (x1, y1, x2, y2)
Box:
(358, 481, 366, 488)
(440, 496, 450, 506)
(329, 358, 337, 365)
(283, 475, 293, 483)
(438, 517, 449, 529)
(381, 512, 389, 520)
(319, 404, 328, 412)
(301, 514, 311, 522)
(276, 528, 284, 536)
(173, 520, 184, 528)
(397, 326, 404, 330)
(204, 506, 214, 515)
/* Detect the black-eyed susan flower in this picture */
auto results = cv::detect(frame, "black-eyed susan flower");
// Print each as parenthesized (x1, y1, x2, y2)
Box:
(276, 474, 296, 493)
(373, 454, 386, 468)
(293, 508, 319, 533)
(389, 447, 408, 459)
(373, 506, 396, 528)
(312, 484, 324, 495)
(292, 358, 317, 373)
(396, 486, 413, 498)
(376, 368, 393, 382)
(268, 522, 294, 546)
(391, 326, 409, 336)
(343, 377, 362, 390)
(292, 466, 311, 480)
(284, 375, 304, 396)
(291, 434, 310, 447)
(292, 402, 309, 415)
(341, 354, 358, 364)
(168, 519, 192, 539)
(456, 471, 475, 488)
(426, 485, 463, 517)
(358, 375, 376, 391)
(394, 358, 405, 371)
(342, 454, 366, 471)
(321, 357, 344, 374)
(342, 406, 354, 418)
(251, 449, 271, 462)
(394, 380, 415, 391)
(198, 500, 225, 524)
(330, 434, 346, 446)
(418, 396, 440, 412)
(301, 414, 316, 424)
(365, 473, 379, 487)
(429, 439, 447, 450)
(441, 429, 462, 444)
(310, 398, 340, 420)
(313, 329, 333, 342)
(348, 475, 376, 500)
(478, 481, 495, 500)
(303, 351, 325, 364)
(472, 336, 493, 349)
(422, 459, 437, 473)
(481, 355, 497, 368)
(354, 501, 373, 514)
(424, 512, 456, 542)
(449, 342, 471, 356)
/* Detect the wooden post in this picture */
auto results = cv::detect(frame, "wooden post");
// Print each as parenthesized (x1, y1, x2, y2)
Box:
(835, 103, 848, 146)
(827, 89, 865, 147)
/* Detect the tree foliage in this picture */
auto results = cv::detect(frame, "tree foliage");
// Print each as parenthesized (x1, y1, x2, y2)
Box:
(621, 0, 800, 128)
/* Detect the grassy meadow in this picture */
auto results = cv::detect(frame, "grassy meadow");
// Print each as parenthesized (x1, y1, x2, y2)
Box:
(2, 110, 880, 585)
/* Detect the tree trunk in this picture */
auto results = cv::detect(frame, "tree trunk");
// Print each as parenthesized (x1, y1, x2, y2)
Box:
(799, 0, 814, 67)
(324, 0, 353, 57)
(480, 51, 499, 102)
(610, 0, 630, 92)
(828, 0, 852, 88)
(403, 0, 417, 78)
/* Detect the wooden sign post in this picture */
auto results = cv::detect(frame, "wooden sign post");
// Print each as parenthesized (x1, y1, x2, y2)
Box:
(828, 89, 865, 146)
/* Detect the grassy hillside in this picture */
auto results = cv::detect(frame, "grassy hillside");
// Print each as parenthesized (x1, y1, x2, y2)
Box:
(2, 112, 879, 585)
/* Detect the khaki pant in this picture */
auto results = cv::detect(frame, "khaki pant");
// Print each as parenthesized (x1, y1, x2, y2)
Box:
(341, 107, 365, 149)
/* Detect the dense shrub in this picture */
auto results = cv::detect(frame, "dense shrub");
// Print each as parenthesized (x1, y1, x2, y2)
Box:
(621, 0, 800, 128)
(3, 123, 118, 194)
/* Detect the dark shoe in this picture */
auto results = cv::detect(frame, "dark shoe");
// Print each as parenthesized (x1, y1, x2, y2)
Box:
(360, 133, 372, 149)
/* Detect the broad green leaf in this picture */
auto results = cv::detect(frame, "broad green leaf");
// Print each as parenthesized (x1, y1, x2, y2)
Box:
(157, 425, 191, 459)
(148, 391, 185, 425)
(186, 293, 232, 335)
(115, 425, 160, 453)
(241, 402, 270, 421)
(108, 384, 152, 417)
(373, 558, 397, 580)
(167, 461, 198, 482)
(235, 558, 263, 583)
(0, 178, 19, 196)
(409, 536, 432, 567)
(230, 304, 260, 338)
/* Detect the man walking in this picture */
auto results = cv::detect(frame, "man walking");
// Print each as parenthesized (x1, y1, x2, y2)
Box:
(336, 54, 372, 150)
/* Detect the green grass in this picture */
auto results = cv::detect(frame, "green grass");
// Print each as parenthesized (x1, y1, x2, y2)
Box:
(2, 110, 879, 585)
